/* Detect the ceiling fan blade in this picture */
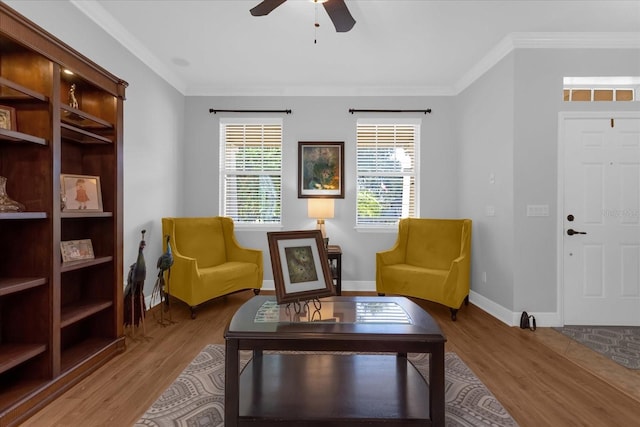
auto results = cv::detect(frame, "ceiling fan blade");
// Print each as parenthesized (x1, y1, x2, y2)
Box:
(323, 0, 356, 32)
(250, 0, 287, 16)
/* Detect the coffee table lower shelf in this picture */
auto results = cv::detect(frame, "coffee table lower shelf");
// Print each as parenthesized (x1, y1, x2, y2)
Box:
(237, 353, 432, 426)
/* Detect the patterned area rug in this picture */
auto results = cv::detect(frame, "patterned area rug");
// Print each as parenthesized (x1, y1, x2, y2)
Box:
(555, 326, 640, 370)
(135, 344, 518, 427)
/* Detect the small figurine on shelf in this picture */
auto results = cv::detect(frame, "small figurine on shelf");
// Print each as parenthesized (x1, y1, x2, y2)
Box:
(0, 176, 25, 212)
(69, 83, 79, 109)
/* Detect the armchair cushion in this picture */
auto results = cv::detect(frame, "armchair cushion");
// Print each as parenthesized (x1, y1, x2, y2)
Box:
(173, 217, 226, 268)
(405, 219, 464, 270)
(376, 218, 472, 312)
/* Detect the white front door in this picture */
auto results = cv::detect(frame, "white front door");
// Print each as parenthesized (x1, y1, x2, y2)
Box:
(561, 113, 640, 326)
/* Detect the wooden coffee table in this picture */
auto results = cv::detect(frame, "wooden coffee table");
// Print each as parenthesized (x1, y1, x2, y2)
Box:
(224, 295, 446, 426)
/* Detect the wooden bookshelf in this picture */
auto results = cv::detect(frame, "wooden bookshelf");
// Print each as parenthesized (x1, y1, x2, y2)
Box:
(0, 3, 127, 425)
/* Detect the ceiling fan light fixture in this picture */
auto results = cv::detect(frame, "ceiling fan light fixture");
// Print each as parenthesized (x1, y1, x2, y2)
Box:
(251, 0, 355, 32)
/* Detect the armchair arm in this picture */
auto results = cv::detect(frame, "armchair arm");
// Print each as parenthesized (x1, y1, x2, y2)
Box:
(227, 244, 262, 265)
(376, 231, 407, 293)
(376, 246, 405, 266)
(230, 246, 264, 287)
(165, 242, 200, 303)
(378, 218, 413, 266)
(220, 216, 263, 265)
(171, 251, 199, 275)
(376, 219, 408, 266)
(162, 218, 199, 278)
(442, 254, 469, 306)
(219, 216, 263, 286)
(451, 254, 465, 266)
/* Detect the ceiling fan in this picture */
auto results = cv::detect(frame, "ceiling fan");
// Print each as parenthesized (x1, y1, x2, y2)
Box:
(250, 0, 356, 33)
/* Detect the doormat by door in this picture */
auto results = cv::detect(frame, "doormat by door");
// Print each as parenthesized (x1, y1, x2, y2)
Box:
(554, 326, 640, 370)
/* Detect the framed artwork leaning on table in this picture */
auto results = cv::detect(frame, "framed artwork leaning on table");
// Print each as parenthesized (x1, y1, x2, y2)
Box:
(267, 229, 335, 304)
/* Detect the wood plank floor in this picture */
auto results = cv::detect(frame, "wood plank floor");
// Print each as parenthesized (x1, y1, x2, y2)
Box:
(20, 291, 640, 427)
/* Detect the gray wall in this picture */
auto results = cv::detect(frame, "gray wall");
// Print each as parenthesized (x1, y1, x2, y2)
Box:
(183, 96, 459, 288)
(456, 54, 516, 311)
(456, 47, 640, 323)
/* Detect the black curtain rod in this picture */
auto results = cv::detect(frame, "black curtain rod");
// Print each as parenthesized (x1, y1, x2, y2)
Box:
(209, 108, 292, 114)
(349, 108, 432, 114)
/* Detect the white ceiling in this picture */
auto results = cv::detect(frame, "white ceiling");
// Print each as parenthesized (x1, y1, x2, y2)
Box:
(70, 0, 640, 96)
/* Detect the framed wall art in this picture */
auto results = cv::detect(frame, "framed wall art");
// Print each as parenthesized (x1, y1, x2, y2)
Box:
(0, 105, 16, 130)
(267, 229, 335, 304)
(61, 239, 95, 263)
(60, 174, 103, 212)
(298, 141, 344, 198)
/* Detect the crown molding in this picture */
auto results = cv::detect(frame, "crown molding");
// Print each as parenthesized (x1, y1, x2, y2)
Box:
(185, 85, 457, 97)
(453, 34, 516, 96)
(510, 31, 640, 49)
(69, 0, 187, 94)
(453, 32, 640, 95)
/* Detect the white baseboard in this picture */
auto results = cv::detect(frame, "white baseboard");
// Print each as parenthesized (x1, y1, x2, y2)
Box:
(468, 291, 513, 326)
(469, 290, 562, 327)
(342, 281, 376, 292)
(261, 279, 275, 291)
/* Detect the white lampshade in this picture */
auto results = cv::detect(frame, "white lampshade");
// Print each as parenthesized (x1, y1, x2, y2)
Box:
(307, 199, 335, 220)
(307, 199, 334, 240)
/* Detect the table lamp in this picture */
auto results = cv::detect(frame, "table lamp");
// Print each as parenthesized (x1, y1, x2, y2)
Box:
(307, 198, 334, 240)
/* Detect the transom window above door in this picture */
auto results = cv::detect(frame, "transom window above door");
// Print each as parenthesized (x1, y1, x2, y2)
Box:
(563, 76, 639, 102)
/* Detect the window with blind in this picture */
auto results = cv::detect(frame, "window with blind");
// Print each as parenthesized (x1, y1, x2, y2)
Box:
(356, 121, 420, 226)
(220, 120, 282, 225)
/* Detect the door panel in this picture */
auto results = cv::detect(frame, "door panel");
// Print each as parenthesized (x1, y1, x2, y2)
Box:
(562, 115, 640, 326)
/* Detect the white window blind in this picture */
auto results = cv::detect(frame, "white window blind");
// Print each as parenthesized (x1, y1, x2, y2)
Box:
(356, 122, 419, 226)
(220, 121, 282, 224)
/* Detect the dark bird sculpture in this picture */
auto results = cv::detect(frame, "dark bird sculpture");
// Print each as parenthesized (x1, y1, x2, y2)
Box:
(157, 235, 174, 275)
(151, 235, 175, 325)
(124, 230, 147, 335)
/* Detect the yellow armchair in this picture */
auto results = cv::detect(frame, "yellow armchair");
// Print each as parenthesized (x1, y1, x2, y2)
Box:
(161, 217, 263, 318)
(376, 218, 472, 320)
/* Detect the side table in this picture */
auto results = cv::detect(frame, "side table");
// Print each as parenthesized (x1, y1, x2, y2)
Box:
(327, 245, 342, 295)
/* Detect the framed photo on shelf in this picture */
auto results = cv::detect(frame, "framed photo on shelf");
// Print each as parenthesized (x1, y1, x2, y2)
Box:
(0, 105, 17, 130)
(298, 141, 344, 198)
(267, 229, 335, 305)
(61, 239, 95, 263)
(60, 174, 103, 212)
